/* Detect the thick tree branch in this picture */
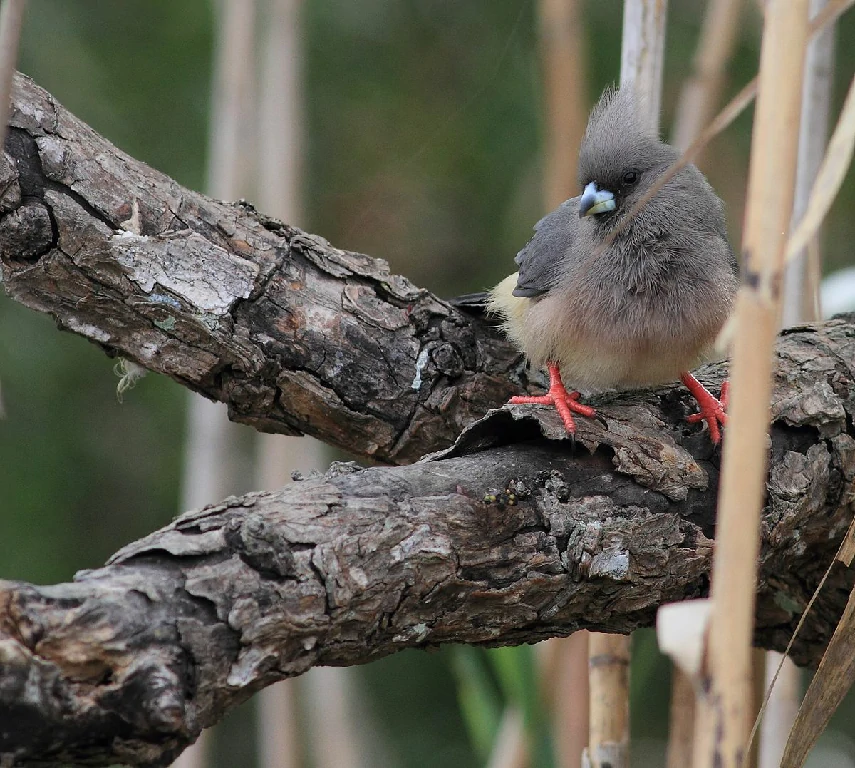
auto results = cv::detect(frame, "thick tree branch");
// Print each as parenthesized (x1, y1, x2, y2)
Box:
(0, 73, 526, 465)
(1, 315, 854, 766)
(2, 74, 855, 766)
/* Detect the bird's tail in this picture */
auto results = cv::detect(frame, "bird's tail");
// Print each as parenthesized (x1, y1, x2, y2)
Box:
(447, 291, 492, 315)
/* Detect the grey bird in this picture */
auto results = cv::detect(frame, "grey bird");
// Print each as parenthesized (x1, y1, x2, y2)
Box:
(487, 87, 738, 442)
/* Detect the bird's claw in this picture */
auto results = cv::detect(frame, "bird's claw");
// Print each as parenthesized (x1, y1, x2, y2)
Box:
(682, 375, 728, 445)
(508, 363, 596, 434)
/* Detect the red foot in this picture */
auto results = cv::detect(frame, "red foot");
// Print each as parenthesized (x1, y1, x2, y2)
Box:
(681, 372, 728, 445)
(509, 363, 595, 434)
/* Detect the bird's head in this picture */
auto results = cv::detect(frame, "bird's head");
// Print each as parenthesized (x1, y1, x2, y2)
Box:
(576, 87, 678, 222)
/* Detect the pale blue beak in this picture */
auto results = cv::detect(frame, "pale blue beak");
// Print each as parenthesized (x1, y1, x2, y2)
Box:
(579, 181, 616, 217)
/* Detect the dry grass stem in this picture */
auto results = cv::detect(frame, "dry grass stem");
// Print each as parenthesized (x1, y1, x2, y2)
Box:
(672, 0, 742, 158)
(584, 634, 630, 768)
(258, 683, 302, 768)
(785, 72, 855, 268)
(693, 2, 810, 767)
(602, 0, 850, 257)
(619, 0, 668, 133)
(588, 5, 669, 762)
(780, 586, 855, 767)
(206, 0, 257, 199)
(536, 3, 590, 765)
(746, 514, 855, 755)
(666, 669, 696, 768)
(550, 633, 590, 768)
(258, 0, 305, 225)
(758, 654, 800, 768)
(811, 0, 855, 30)
(255, 3, 359, 768)
(761, 1, 834, 761)
(782, 0, 835, 327)
(176, 4, 260, 767)
(539, 0, 588, 209)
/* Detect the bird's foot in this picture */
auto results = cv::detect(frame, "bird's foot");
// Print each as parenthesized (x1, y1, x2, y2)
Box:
(681, 372, 728, 445)
(509, 363, 596, 434)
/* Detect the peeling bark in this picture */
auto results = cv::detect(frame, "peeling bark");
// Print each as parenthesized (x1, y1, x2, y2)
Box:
(1, 316, 854, 766)
(0, 73, 527, 465)
(1, 73, 855, 766)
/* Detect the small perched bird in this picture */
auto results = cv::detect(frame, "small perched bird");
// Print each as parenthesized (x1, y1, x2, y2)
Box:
(486, 88, 738, 443)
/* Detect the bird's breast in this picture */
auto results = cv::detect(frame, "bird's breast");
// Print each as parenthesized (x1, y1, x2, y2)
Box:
(519, 269, 733, 392)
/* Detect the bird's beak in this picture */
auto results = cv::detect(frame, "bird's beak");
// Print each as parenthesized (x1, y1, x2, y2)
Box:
(579, 181, 616, 217)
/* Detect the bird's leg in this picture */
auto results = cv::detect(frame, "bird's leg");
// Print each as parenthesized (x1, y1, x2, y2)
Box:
(509, 362, 596, 434)
(681, 372, 728, 444)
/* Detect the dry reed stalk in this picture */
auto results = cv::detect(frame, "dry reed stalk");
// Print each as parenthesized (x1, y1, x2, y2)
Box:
(258, 0, 305, 227)
(584, 634, 630, 768)
(692, 2, 810, 767)
(780, 586, 855, 766)
(783, 68, 855, 272)
(604, 1, 850, 259)
(173, 4, 259, 767)
(758, 653, 800, 768)
(754, 2, 834, 763)
(619, 0, 668, 132)
(258, 680, 301, 768)
(666, 2, 742, 756)
(205, 0, 257, 199)
(536, 3, 590, 766)
(776, 526, 855, 767)
(672, 0, 742, 159)
(666, 669, 696, 768)
(255, 1, 307, 759)
(254, 2, 361, 767)
(782, 0, 834, 327)
(303, 668, 365, 768)
(0, 0, 25, 147)
(748, 648, 767, 768)
(539, 0, 588, 210)
(550, 633, 590, 768)
(586, 5, 668, 765)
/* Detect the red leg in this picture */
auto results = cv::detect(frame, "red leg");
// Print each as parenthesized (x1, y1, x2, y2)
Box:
(509, 363, 595, 434)
(681, 372, 728, 445)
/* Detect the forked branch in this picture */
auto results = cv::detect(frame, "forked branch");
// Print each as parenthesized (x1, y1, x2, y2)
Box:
(1, 74, 855, 767)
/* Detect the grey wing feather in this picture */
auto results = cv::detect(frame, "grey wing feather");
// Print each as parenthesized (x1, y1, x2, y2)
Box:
(513, 196, 580, 298)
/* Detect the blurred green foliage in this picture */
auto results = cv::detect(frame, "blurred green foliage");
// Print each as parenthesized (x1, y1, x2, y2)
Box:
(4, 1, 855, 766)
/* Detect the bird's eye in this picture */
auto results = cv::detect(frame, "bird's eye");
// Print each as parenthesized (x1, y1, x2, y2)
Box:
(623, 170, 638, 185)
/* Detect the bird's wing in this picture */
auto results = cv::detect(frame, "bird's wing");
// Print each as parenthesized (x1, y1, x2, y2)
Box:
(513, 196, 580, 298)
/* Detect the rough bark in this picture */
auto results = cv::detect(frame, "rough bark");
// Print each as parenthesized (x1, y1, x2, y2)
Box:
(2, 315, 855, 766)
(0, 73, 526, 466)
(1, 73, 855, 766)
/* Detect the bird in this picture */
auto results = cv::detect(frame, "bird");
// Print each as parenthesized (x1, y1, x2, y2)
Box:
(481, 87, 739, 443)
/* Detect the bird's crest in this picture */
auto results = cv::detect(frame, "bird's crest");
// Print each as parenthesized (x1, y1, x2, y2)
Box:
(577, 87, 668, 189)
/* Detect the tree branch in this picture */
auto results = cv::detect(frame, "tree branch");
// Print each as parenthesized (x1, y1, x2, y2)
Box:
(1, 314, 854, 765)
(2, 73, 855, 766)
(0, 73, 526, 465)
